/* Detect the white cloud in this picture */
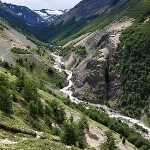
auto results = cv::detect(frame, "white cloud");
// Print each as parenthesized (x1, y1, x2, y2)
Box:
(1, 0, 82, 10)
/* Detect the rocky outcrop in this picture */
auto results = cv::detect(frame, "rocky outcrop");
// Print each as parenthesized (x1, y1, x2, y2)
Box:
(62, 52, 79, 70)
(71, 17, 133, 103)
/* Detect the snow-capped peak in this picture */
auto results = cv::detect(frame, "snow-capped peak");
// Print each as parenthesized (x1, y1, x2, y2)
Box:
(45, 9, 63, 15)
(34, 9, 66, 22)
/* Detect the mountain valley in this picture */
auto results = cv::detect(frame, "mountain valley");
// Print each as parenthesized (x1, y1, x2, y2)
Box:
(0, 0, 150, 149)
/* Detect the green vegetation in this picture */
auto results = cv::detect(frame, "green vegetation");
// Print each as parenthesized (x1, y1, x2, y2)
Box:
(74, 46, 87, 57)
(61, 116, 88, 148)
(0, 0, 150, 149)
(22, 79, 38, 102)
(114, 22, 150, 118)
(16, 58, 35, 72)
(58, 46, 72, 57)
(63, 101, 150, 149)
(58, 46, 87, 58)
(34, 0, 150, 45)
(0, 65, 86, 149)
(36, 18, 87, 43)
(100, 131, 117, 150)
(11, 47, 31, 54)
(15, 51, 67, 90)
(6, 139, 69, 150)
(48, 100, 66, 124)
(0, 58, 148, 149)
(61, 119, 80, 146)
(0, 74, 13, 114)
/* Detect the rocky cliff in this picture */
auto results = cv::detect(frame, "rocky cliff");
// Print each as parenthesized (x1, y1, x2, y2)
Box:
(70, 17, 133, 104)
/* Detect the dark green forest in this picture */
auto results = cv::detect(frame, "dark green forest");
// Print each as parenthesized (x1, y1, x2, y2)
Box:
(114, 22, 150, 118)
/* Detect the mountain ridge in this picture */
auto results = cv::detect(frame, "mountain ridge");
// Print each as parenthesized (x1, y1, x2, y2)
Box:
(3, 3, 47, 26)
(2, 2, 66, 26)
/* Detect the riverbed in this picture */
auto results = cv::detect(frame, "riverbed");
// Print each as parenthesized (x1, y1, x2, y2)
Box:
(52, 52, 150, 139)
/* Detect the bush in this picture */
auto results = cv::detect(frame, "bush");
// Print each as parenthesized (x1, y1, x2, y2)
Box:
(61, 119, 79, 146)
(47, 67, 54, 76)
(11, 47, 31, 54)
(22, 79, 38, 102)
(29, 98, 44, 118)
(100, 131, 117, 150)
(49, 100, 66, 124)
(52, 127, 61, 136)
(74, 46, 87, 57)
(122, 138, 126, 145)
(60, 116, 87, 148)
(78, 115, 89, 130)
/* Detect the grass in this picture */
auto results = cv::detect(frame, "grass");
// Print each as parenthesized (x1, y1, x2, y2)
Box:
(5, 139, 69, 150)
(0, 136, 69, 150)
(12, 48, 67, 90)
(31, 62, 67, 89)
(0, 106, 33, 134)
(0, 70, 139, 150)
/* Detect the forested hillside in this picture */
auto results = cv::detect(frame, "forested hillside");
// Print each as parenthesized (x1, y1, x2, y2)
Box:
(114, 22, 150, 118)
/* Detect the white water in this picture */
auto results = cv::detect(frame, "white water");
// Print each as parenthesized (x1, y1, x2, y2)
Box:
(52, 52, 150, 139)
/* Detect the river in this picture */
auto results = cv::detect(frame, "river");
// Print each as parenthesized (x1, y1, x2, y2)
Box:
(51, 52, 150, 139)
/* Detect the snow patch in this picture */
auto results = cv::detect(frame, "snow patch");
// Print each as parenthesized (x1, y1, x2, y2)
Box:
(35, 11, 47, 17)
(46, 10, 63, 15)
(17, 13, 22, 16)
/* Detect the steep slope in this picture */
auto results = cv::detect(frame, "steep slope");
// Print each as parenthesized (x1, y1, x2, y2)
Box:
(57, 0, 124, 23)
(72, 17, 133, 103)
(61, 0, 150, 121)
(0, 0, 150, 149)
(3, 3, 65, 25)
(0, 2, 34, 31)
(3, 3, 46, 26)
(35, 0, 137, 43)
(0, 18, 142, 150)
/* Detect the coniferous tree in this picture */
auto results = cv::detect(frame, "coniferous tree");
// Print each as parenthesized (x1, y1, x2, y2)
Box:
(61, 119, 79, 146)
(100, 131, 117, 150)
(0, 75, 13, 114)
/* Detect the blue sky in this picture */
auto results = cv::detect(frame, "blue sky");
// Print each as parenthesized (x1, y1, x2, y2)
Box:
(1, 0, 82, 10)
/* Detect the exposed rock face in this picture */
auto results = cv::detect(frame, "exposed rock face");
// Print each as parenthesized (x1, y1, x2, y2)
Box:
(57, 0, 124, 23)
(62, 52, 79, 70)
(71, 17, 133, 103)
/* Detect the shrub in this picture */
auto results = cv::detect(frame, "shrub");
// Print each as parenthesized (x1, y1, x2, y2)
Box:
(61, 119, 79, 146)
(100, 131, 117, 150)
(22, 79, 38, 102)
(49, 100, 66, 124)
(11, 47, 31, 54)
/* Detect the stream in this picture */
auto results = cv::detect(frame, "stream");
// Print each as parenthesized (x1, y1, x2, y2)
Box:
(52, 53, 150, 139)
